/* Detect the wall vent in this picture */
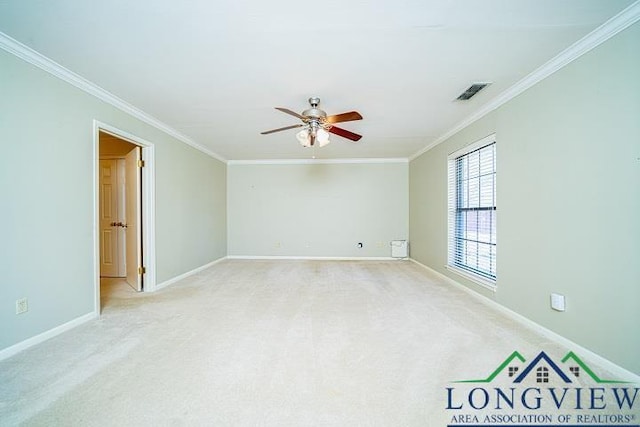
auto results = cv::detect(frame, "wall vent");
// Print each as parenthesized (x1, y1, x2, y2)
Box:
(456, 82, 491, 101)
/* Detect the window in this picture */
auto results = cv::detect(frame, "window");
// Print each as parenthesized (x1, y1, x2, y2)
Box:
(569, 366, 580, 378)
(447, 135, 496, 287)
(536, 367, 549, 383)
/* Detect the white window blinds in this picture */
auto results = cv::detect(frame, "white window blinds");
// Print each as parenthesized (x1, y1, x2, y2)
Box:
(447, 137, 496, 284)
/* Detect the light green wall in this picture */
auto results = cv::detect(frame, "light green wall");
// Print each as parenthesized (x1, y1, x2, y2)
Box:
(155, 141, 227, 281)
(228, 162, 408, 257)
(410, 23, 640, 375)
(0, 49, 227, 351)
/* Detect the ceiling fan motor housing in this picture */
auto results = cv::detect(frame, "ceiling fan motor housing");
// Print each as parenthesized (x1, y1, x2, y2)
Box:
(302, 97, 327, 121)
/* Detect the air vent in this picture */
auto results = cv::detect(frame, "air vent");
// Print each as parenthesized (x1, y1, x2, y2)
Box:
(456, 82, 491, 101)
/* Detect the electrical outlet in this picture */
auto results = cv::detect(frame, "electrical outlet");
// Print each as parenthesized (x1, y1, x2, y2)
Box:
(16, 297, 28, 314)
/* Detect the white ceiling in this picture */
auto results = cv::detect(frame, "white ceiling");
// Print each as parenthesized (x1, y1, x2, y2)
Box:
(0, 0, 635, 160)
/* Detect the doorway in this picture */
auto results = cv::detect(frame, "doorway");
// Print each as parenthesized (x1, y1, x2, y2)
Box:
(99, 134, 140, 290)
(94, 121, 156, 314)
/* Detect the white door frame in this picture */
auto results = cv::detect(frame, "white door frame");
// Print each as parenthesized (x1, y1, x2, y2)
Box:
(93, 120, 157, 315)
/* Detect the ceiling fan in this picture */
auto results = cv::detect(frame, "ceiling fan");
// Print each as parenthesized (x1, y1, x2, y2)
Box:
(261, 97, 363, 147)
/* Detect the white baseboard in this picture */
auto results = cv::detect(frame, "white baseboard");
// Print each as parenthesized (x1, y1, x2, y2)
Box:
(409, 258, 640, 383)
(0, 257, 228, 361)
(0, 312, 97, 362)
(155, 256, 227, 291)
(226, 255, 400, 261)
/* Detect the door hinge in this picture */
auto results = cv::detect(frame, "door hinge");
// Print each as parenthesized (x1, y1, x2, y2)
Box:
(138, 266, 146, 275)
(137, 159, 145, 168)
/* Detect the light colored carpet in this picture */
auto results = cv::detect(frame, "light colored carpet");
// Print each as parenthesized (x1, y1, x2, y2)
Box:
(0, 260, 627, 426)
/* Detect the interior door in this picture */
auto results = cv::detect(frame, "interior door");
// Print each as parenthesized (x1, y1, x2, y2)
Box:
(115, 159, 126, 276)
(99, 160, 120, 277)
(125, 147, 143, 291)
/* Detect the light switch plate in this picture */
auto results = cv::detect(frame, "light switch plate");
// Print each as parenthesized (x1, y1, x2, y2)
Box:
(551, 293, 565, 312)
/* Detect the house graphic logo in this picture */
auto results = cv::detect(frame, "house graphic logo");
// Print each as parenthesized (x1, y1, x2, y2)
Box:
(455, 351, 630, 385)
(445, 351, 639, 426)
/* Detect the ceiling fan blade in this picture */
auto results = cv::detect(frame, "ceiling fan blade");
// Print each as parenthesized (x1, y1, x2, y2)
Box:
(275, 107, 305, 120)
(325, 111, 363, 124)
(260, 124, 303, 135)
(328, 126, 362, 142)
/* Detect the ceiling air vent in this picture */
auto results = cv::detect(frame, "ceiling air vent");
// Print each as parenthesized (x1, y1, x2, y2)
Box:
(456, 82, 491, 101)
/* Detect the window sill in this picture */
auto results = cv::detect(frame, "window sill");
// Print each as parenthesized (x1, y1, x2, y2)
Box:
(445, 265, 497, 292)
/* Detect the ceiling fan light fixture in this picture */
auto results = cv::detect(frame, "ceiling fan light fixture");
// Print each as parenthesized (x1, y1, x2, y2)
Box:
(296, 128, 312, 147)
(317, 128, 330, 147)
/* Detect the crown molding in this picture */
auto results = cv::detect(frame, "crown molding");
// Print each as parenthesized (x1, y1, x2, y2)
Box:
(227, 157, 408, 165)
(409, 0, 640, 161)
(0, 31, 227, 164)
